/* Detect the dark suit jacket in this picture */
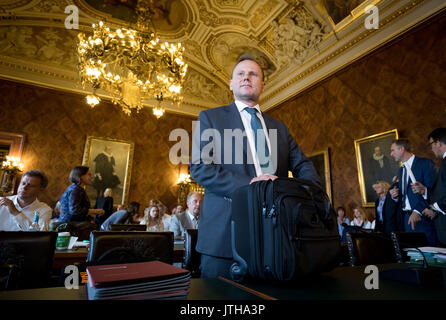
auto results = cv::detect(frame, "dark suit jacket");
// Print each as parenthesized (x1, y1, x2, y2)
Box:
(374, 193, 399, 235)
(396, 156, 438, 245)
(397, 156, 436, 213)
(190, 102, 320, 258)
(432, 157, 446, 245)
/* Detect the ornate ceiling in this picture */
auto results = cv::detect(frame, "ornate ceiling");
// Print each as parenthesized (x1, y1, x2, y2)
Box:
(0, 0, 444, 117)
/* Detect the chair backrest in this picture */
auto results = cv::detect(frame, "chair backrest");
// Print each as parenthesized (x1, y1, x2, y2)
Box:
(0, 231, 57, 289)
(183, 228, 200, 277)
(390, 232, 428, 263)
(50, 221, 97, 241)
(346, 232, 397, 266)
(110, 224, 147, 231)
(87, 231, 174, 265)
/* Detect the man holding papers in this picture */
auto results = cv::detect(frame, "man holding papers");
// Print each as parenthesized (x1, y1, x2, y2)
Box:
(389, 138, 438, 246)
(411, 128, 446, 247)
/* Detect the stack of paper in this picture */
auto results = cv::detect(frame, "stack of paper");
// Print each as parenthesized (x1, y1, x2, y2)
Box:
(86, 261, 191, 300)
(403, 246, 446, 266)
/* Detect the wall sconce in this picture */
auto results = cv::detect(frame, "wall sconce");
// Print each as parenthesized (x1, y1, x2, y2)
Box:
(0, 156, 24, 195)
(177, 173, 191, 204)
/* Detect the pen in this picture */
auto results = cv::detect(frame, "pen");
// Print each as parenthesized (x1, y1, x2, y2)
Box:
(97, 266, 128, 271)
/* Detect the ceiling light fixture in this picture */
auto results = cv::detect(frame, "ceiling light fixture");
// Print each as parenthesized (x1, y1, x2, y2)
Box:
(76, 0, 188, 117)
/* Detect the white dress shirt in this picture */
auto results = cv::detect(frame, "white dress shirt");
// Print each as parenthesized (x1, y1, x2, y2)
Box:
(186, 210, 199, 229)
(235, 100, 272, 177)
(0, 195, 52, 231)
(401, 155, 427, 215)
(433, 151, 446, 215)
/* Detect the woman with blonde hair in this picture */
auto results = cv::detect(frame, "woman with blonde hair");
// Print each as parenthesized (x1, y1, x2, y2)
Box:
(372, 180, 399, 234)
(140, 205, 164, 231)
(350, 207, 371, 229)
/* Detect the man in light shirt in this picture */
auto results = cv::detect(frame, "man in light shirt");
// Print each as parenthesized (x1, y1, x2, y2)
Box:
(389, 139, 438, 246)
(0, 170, 52, 231)
(190, 53, 320, 277)
(411, 128, 446, 246)
(169, 192, 202, 239)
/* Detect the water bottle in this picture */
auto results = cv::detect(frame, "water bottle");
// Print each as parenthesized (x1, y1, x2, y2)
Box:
(29, 212, 40, 231)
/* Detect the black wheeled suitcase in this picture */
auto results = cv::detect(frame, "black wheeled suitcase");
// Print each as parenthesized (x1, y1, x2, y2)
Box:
(230, 177, 341, 283)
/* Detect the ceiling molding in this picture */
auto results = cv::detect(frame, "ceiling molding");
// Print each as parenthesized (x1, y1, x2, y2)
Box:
(0, 0, 443, 117)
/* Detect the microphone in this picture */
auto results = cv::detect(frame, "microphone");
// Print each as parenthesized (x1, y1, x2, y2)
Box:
(343, 223, 443, 286)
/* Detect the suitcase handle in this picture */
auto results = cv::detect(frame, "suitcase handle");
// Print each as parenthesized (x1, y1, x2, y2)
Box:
(230, 220, 248, 282)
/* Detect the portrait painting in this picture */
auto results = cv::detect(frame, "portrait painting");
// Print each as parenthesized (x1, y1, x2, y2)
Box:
(82, 136, 134, 206)
(354, 129, 400, 207)
(307, 149, 332, 203)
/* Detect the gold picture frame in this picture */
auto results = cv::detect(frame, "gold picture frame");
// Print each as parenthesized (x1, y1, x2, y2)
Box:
(354, 129, 399, 207)
(0, 131, 25, 196)
(82, 136, 134, 206)
(307, 148, 332, 203)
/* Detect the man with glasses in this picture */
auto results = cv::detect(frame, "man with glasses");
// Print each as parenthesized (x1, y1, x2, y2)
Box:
(411, 128, 446, 246)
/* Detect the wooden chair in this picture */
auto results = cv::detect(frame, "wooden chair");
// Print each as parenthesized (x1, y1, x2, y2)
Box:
(390, 232, 428, 263)
(346, 231, 397, 266)
(0, 231, 57, 289)
(110, 224, 147, 231)
(87, 231, 174, 265)
(183, 229, 200, 277)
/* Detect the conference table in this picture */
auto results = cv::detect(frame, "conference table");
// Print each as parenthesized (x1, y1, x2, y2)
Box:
(2, 263, 445, 300)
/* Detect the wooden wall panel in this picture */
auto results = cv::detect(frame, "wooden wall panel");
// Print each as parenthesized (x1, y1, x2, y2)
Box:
(267, 12, 446, 220)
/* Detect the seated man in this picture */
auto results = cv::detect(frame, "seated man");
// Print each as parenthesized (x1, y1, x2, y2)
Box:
(169, 192, 202, 239)
(0, 170, 52, 231)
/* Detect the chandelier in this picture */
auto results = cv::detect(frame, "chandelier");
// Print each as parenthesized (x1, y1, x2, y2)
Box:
(76, 0, 188, 117)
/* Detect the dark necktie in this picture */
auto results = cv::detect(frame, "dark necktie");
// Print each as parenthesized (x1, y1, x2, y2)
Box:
(401, 165, 407, 204)
(244, 107, 272, 174)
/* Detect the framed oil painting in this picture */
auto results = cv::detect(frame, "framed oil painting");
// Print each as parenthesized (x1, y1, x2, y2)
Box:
(354, 129, 400, 207)
(82, 136, 134, 206)
(307, 149, 332, 203)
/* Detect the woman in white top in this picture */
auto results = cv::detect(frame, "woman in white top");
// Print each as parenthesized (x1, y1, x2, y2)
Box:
(140, 205, 164, 231)
(350, 207, 372, 229)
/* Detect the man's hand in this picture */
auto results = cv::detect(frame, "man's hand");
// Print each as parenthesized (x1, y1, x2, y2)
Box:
(389, 186, 399, 199)
(411, 182, 426, 194)
(408, 211, 421, 230)
(422, 207, 437, 220)
(249, 174, 278, 184)
(0, 197, 20, 216)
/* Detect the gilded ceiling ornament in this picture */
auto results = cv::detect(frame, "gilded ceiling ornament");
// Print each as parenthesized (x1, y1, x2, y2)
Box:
(270, 5, 326, 67)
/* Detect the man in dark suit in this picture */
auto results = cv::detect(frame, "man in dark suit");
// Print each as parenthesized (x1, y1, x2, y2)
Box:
(389, 139, 438, 246)
(411, 128, 446, 246)
(190, 54, 320, 278)
(372, 180, 400, 235)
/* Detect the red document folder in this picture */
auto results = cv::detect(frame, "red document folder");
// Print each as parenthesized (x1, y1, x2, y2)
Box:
(86, 261, 191, 300)
(87, 261, 190, 288)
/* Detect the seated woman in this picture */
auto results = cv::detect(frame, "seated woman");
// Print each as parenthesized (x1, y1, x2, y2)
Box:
(350, 207, 372, 229)
(58, 166, 104, 222)
(94, 188, 114, 227)
(140, 205, 165, 231)
(100, 201, 141, 231)
(158, 202, 172, 231)
(336, 206, 350, 242)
